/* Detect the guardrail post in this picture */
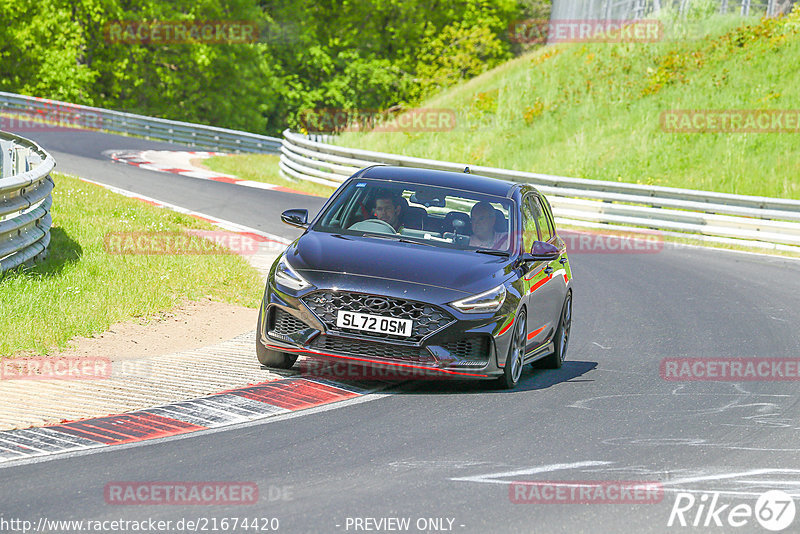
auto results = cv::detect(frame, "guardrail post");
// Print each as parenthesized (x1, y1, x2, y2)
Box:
(0, 140, 13, 178)
(14, 147, 29, 174)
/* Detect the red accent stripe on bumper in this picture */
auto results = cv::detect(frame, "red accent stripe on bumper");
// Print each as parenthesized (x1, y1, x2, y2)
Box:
(264, 343, 489, 378)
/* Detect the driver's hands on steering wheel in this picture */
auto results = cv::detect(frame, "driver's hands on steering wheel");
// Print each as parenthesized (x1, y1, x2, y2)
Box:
(347, 218, 398, 234)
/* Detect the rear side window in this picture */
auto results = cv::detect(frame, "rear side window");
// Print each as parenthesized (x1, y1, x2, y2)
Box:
(520, 196, 539, 253)
(540, 196, 557, 239)
(526, 196, 552, 242)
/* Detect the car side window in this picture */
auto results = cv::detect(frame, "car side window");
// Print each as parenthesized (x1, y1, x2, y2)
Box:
(530, 196, 553, 242)
(521, 195, 539, 253)
(540, 195, 557, 239)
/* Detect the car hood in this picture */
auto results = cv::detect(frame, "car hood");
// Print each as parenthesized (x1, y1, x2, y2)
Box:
(284, 231, 512, 294)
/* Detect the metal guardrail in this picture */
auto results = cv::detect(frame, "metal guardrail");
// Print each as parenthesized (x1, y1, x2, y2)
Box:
(550, 0, 795, 24)
(0, 91, 281, 154)
(0, 131, 55, 273)
(280, 129, 800, 252)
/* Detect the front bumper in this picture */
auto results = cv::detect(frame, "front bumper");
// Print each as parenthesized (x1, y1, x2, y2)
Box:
(259, 277, 514, 380)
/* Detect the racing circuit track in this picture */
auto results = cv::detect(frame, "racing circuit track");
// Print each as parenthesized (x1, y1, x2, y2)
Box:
(2, 129, 800, 533)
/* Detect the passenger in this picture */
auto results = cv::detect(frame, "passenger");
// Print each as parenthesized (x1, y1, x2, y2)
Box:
(373, 190, 404, 232)
(469, 201, 508, 249)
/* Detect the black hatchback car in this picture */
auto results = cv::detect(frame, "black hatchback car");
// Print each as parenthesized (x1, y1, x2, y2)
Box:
(256, 165, 572, 389)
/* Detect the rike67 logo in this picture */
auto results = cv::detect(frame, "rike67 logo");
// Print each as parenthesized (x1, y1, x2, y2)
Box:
(668, 490, 796, 531)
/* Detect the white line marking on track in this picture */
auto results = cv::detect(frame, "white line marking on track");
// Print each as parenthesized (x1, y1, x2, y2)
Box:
(449, 461, 613, 484)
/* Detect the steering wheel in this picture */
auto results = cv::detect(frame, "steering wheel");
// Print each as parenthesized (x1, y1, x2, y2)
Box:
(347, 218, 397, 234)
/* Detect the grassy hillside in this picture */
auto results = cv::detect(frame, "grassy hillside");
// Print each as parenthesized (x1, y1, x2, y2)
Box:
(337, 10, 800, 199)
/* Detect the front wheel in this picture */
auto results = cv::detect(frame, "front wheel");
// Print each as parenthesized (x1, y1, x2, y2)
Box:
(256, 308, 298, 369)
(497, 309, 526, 389)
(539, 292, 571, 369)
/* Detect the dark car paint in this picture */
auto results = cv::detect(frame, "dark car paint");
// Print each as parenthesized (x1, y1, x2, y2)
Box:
(258, 165, 572, 379)
(286, 231, 514, 295)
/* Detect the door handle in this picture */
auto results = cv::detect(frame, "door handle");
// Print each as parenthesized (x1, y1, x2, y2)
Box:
(544, 266, 554, 274)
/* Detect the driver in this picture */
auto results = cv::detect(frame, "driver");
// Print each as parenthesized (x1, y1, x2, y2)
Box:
(469, 201, 508, 249)
(373, 190, 404, 232)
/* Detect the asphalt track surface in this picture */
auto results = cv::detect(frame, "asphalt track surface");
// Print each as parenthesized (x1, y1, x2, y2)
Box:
(2, 129, 800, 533)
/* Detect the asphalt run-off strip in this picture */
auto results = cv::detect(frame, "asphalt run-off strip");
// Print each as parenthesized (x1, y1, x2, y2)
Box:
(105, 149, 310, 195)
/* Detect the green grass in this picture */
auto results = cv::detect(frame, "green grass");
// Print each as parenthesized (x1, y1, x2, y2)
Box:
(0, 173, 264, 356)
(335, 11, 800, 199)
(203, 154, 336, 198)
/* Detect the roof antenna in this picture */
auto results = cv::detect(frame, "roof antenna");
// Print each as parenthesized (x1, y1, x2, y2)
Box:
(464, 166, 470, 174)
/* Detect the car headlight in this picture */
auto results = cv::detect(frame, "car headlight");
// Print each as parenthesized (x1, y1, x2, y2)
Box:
(450, 284, 506, 313)
(274, 255, 312, 291)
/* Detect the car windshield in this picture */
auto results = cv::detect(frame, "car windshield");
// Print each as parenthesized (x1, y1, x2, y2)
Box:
(313, 179, 514, 252)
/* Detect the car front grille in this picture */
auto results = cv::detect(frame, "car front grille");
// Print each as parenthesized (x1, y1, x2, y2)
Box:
(302, 291, 455, 343)
(309, 335, 434, 363)
(270, 308, 310, 336)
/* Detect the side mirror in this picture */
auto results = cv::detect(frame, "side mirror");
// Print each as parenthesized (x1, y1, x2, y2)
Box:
(281, 209, 309, 228)
(522, 240, 560, 262)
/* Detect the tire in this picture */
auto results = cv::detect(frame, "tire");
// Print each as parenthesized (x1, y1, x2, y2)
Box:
(256, 308, 298, 369)
(497, 309, 526, 390)
(540, 292, 571, 369)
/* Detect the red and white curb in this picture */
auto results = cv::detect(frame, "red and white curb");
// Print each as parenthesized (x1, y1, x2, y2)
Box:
(105, 149, 308, 195)
(0, 376, 381, 464)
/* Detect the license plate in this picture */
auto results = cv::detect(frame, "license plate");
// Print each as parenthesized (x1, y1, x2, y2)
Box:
(336, 311, 413, 337)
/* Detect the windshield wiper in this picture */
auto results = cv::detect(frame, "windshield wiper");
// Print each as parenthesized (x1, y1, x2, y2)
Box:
(474, 248, 510, 257)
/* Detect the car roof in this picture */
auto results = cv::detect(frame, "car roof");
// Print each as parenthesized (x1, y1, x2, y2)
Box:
(359, 165, 521, 198)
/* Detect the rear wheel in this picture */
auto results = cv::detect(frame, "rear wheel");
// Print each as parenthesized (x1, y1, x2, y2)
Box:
(540, 292, 571, 369)
(497, 309, 526, 389)
(256, 308, 298, 369)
